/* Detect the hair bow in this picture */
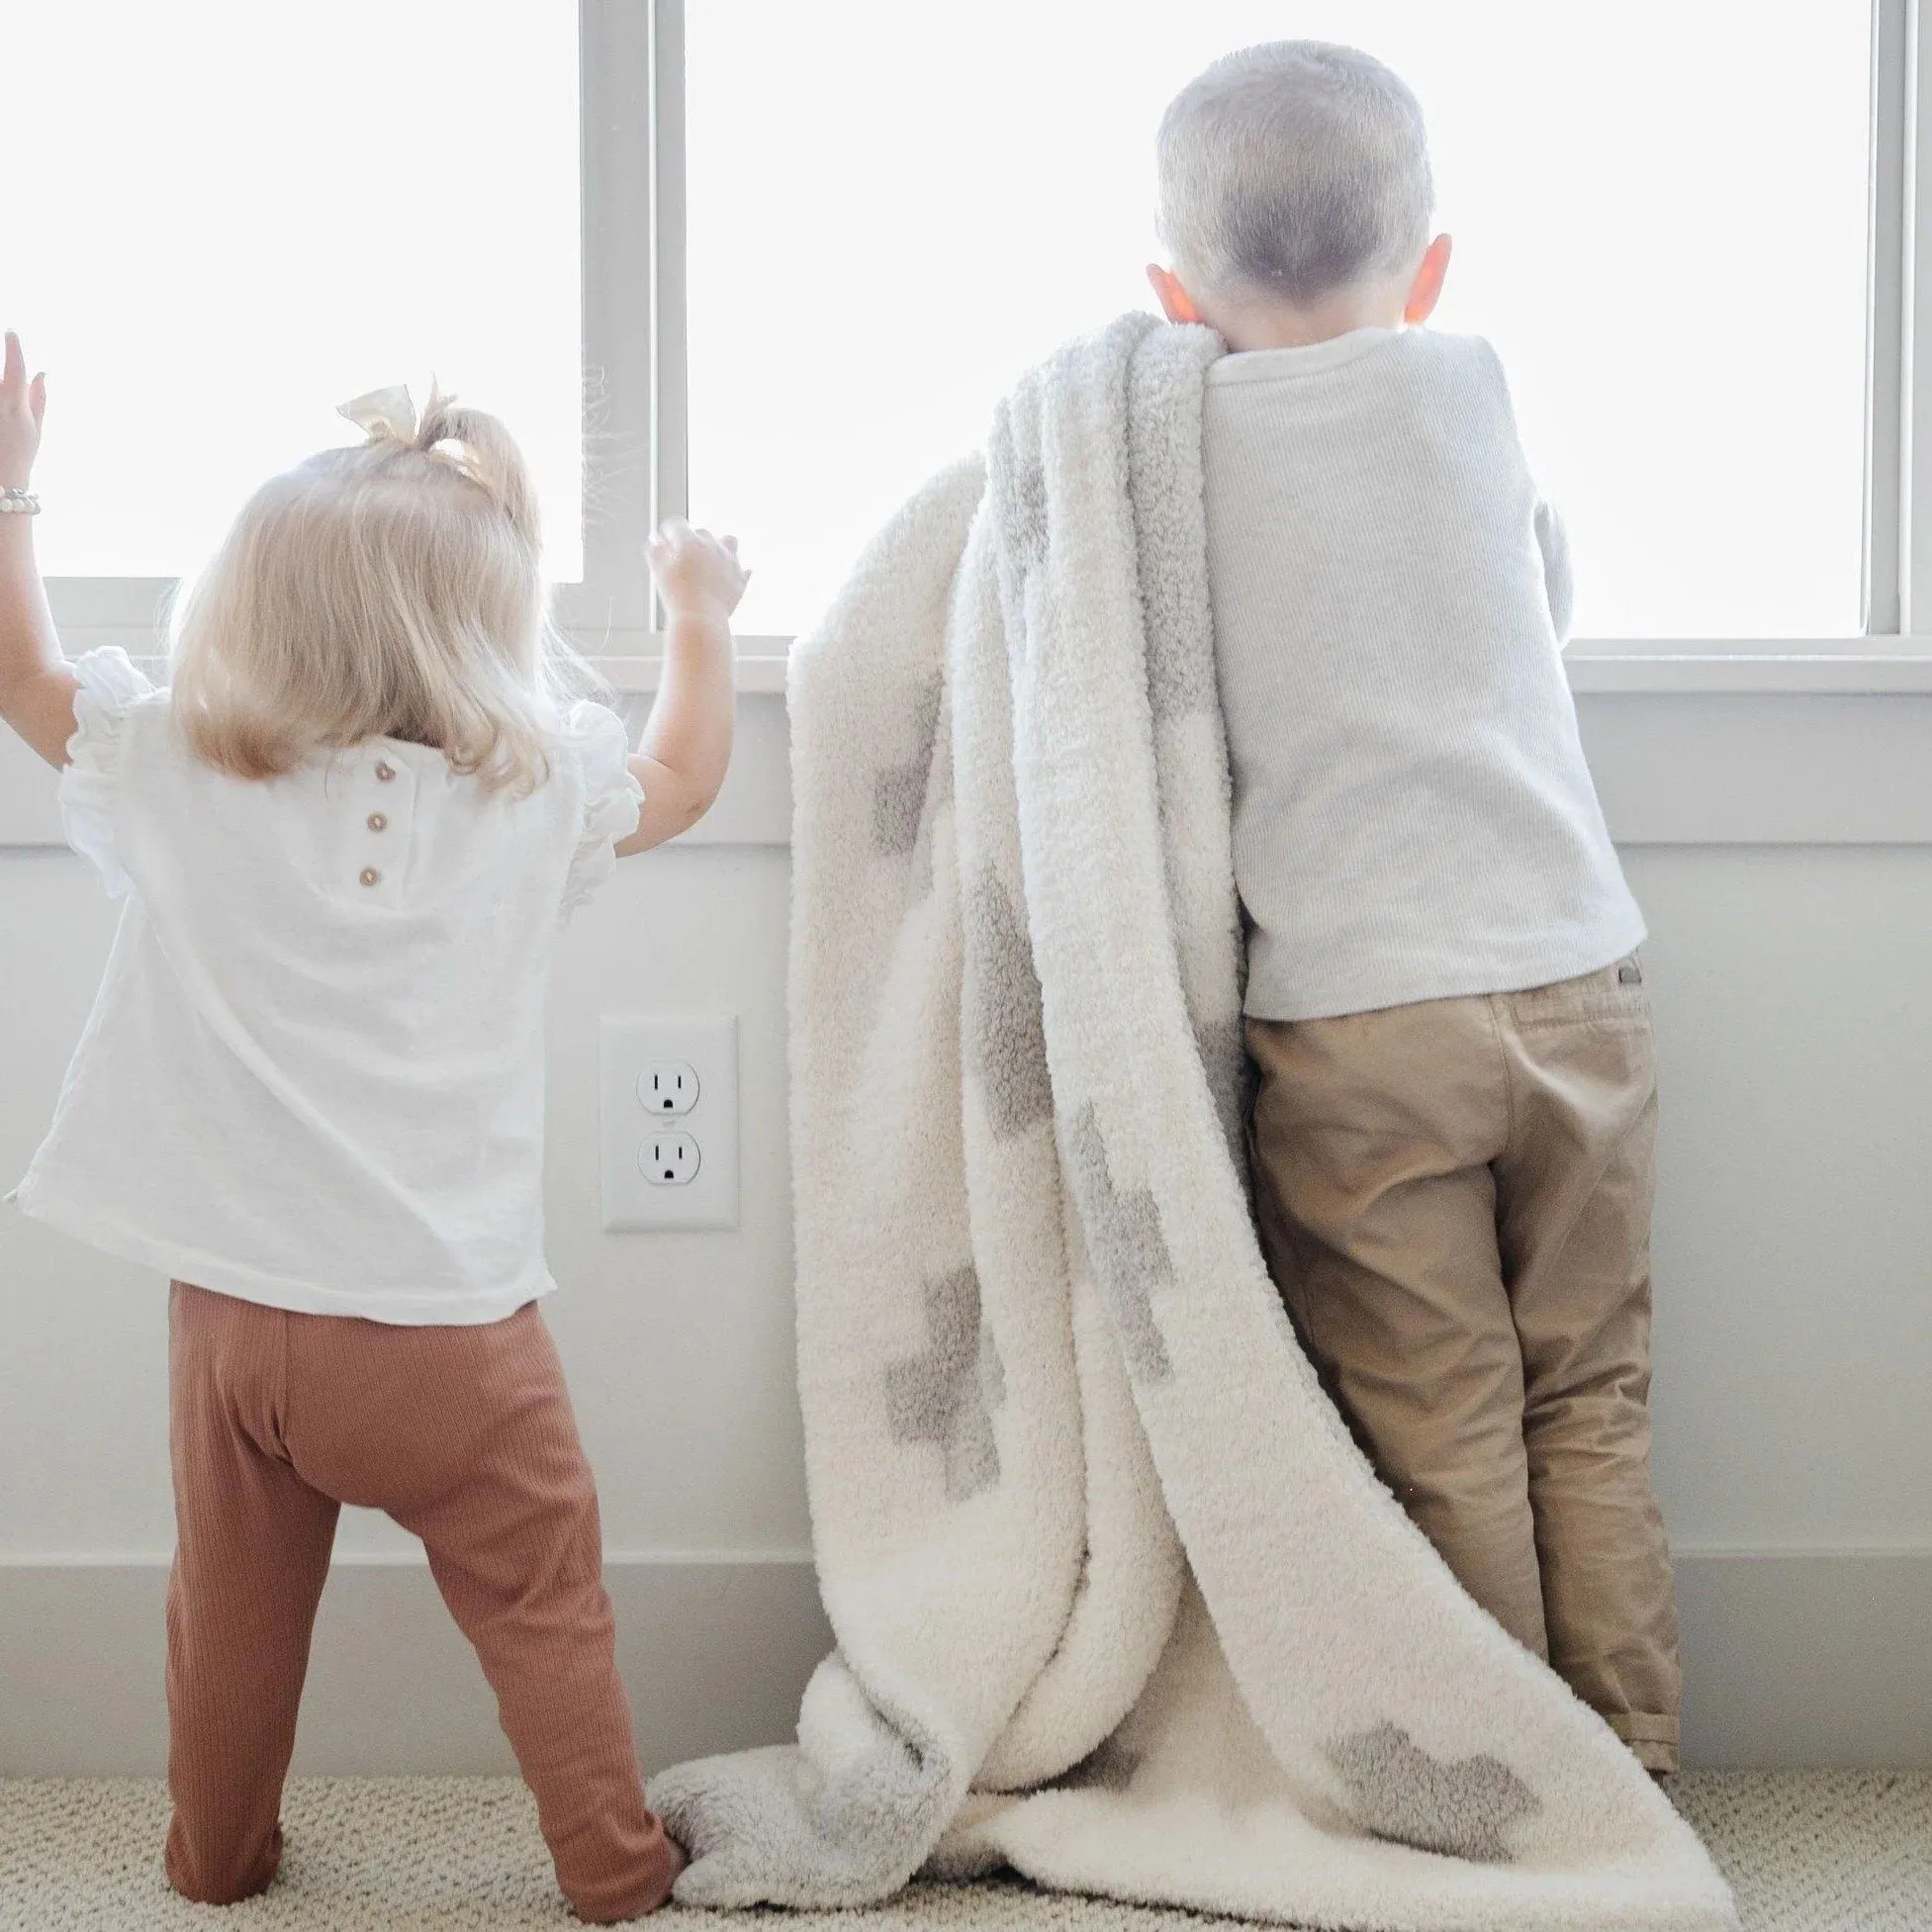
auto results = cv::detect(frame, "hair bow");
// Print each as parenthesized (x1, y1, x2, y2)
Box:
(337, 384, 418, 444)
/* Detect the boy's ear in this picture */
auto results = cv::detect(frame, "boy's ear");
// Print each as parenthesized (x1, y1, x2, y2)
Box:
(1147, 264, 1205, 325)
(1404, 233, 1453, 324)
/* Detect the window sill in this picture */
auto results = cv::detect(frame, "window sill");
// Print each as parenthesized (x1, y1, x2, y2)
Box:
(598, 648, 791, 696)
(54, 634, 1932, 700)
(596, 642, 1932, 700)
(1566, 645, 1932, 695)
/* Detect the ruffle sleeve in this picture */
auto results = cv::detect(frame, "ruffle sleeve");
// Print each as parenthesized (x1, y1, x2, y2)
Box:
(59, 647, 161, 901)
(558, 699, 645, 918)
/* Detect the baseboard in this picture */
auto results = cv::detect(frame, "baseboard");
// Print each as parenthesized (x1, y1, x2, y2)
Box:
(1673, 1549, 1932, 1768)
(2, 1549, 1927, 1776)
(0, 1556, 833, 1779)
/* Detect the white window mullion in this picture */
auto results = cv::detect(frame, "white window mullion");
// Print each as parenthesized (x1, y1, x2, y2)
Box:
(562, 0, 659, 649)
(635, 0, 793, 666)
(1868, 0, 1911, 635)
(649, 0, 691, 547)
(1898, 0, 1932, 636)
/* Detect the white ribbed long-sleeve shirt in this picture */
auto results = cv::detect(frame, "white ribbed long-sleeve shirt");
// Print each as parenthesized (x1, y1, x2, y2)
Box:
(1203, 325, 1644, 1021)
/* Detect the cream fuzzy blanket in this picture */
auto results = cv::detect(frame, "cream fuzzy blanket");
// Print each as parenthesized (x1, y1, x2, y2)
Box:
(650, 316, 1735, 1931)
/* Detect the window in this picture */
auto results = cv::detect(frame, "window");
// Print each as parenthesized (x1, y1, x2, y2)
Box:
(3, 2, 1910, 662)
(685, 0, 1875, 643)
(11, 1, 583, 582)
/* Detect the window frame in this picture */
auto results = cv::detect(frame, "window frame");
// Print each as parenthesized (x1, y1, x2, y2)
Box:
(1567, 0, 1932, 690)
(38, 0, 1932, 690)
(40, 5, 670, 658)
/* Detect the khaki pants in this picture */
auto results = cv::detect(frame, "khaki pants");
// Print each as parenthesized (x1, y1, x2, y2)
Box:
(1246, 961, 1682, 1773)
(164, 1282, 680, 1921)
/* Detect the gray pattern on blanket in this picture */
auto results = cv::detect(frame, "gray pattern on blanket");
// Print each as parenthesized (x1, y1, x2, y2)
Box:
(1193, 1014, 1249, 1162)
(1010, 456, 1048, 572)
(884, 1266, 1007, 1501)
(966, 869, 1054, 1138)
(873, 676, 945, 857)
(1326, 1721, 1541, 1864)
(994, 393, 1050, 576)
(1063, 1105, 1173, 1384)
(1128, 324, 1220, 726)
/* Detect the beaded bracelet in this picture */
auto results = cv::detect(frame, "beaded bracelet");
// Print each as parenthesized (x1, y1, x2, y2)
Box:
(0, 486, 39, 515)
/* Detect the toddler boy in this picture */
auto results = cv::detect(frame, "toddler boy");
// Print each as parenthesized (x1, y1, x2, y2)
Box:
(1150, 42, 1680, 1775)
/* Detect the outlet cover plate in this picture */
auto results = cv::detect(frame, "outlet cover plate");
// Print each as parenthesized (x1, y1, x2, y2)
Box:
(599, 1015, 738, 1231)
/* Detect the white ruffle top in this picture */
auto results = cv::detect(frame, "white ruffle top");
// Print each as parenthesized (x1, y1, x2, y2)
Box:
(11, 648, 644, 1324)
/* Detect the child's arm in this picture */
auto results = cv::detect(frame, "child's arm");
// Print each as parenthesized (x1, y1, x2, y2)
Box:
(0, 332, 76, 768)
(615, 518, 750, 854)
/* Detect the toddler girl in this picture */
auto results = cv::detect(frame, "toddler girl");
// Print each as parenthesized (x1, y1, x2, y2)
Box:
(0, 332, 746, 1920)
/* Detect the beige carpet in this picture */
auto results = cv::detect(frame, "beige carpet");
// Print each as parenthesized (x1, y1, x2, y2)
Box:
(2, 1773, 1928, 1930)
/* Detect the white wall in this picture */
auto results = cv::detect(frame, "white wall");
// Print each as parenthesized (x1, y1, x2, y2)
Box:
(3, 690, 1931, 1772)
(1635, 844, 1932, 1552)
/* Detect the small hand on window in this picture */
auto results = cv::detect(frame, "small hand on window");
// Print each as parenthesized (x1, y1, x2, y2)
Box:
(648, 518, 750, 624)
(618, 520, 747, 858)
(0, 332, 47, 494)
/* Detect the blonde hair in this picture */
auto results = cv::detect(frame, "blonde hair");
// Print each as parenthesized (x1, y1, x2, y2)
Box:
(171, 391, 582, 795)
(1157, 42, 1432, 305)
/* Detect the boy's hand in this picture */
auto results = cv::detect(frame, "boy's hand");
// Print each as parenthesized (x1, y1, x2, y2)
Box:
(0, 333, 46, 492)
(649, 518, 750, 623)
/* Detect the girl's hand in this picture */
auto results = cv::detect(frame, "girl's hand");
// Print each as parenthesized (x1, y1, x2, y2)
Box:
(0, 330, 73, 771)
(648, 518, 750, 622)
(620, 521, 743, 855)
(0, 333, 46, 492)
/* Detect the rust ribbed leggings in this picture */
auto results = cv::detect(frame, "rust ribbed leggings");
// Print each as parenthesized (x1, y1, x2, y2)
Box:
(164, 1281, 680, 1922)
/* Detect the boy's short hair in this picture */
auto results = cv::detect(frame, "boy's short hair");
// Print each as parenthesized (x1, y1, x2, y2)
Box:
(1156, 41, 1432, 305)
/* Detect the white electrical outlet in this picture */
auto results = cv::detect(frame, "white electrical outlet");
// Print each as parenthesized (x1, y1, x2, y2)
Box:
(600, 1016, 738, 1231)
(642, 1131, 700, 1184)
(641, 1061, 700, 1116)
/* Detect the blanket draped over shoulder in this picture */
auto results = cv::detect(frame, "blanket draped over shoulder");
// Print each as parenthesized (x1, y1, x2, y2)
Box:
(650, 316, 1735, 1932)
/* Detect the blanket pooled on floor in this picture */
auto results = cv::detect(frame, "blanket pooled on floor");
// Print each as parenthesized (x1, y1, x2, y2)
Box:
(649, 315, 1735, 1932)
